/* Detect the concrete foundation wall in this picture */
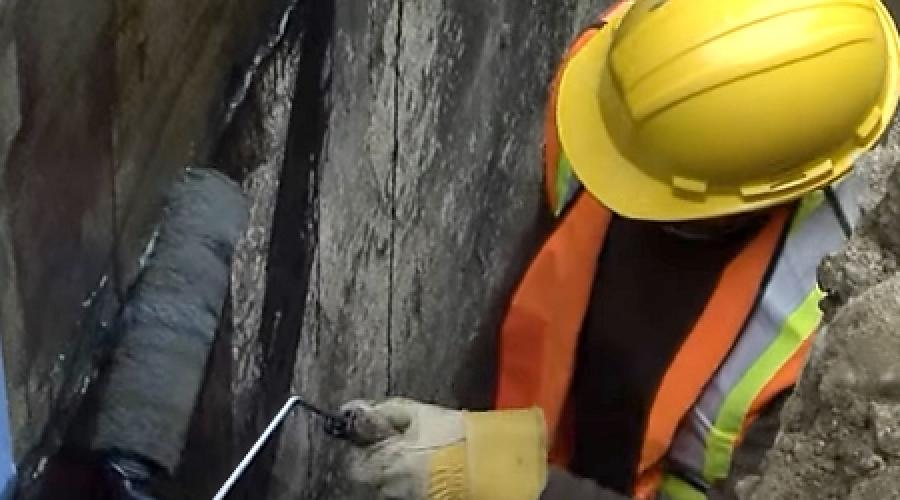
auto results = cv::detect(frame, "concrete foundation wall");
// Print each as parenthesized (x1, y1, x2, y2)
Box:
(3, 1, 612, 496)
(174, 2, 612, 498)
(265, 1, 610, 498)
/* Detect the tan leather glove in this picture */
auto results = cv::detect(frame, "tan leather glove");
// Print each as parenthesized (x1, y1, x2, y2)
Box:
(343, 398, 547, 500)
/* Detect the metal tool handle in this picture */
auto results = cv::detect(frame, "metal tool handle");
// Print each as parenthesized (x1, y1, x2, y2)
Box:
(212, 397, 400, 500)
(212, 397, 302, 500)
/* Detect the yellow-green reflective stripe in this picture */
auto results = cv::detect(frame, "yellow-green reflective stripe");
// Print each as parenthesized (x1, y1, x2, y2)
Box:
(702, 287, 823, 481)
(790, 191, 825, 235)
(554, 152, 575, 217)
(660, 474, 707, 500)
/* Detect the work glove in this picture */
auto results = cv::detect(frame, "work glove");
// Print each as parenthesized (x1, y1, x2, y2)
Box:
(342, 398, 547, 500)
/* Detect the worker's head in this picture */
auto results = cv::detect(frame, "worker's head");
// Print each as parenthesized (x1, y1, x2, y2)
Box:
(556, 0, 900, 222)
(661, 212, 767, 241)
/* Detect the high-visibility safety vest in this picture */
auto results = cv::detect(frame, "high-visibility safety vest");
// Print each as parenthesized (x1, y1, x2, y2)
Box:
(495, 2, 860, 498)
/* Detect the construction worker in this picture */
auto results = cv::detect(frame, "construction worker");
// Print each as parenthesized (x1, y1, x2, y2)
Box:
(343, 0, 900, 499)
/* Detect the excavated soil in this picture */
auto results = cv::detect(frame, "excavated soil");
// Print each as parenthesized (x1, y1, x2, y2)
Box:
(740, 126, 900, 500)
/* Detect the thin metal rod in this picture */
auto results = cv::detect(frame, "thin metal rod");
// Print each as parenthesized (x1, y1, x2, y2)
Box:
(825, 185, 853, 239)
(212, 397, 301, 500)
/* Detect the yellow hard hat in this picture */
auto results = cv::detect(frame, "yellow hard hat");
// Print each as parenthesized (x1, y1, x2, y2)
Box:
(557, 0, 900, 221)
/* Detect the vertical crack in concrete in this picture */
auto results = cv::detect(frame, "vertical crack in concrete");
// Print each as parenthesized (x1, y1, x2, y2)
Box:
(387, 0, 403, 396)
(110, 148, 122, 305)
(304, 403, 315, 498)
(109, 66, 123, 306)
(314, 159, 322, 357)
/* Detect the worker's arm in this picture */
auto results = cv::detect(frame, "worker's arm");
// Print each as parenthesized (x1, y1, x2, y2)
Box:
(343, 394, 787, 500)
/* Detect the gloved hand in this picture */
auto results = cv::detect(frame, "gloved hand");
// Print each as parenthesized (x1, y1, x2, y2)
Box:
(342, 398, 547, 500)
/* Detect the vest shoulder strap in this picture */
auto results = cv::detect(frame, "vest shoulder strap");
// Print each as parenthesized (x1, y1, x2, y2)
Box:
(661, 184, 859, 499)
(543, 3, 633, 216)
(495, 192, 611, 439)
(639, 207, 792, 474)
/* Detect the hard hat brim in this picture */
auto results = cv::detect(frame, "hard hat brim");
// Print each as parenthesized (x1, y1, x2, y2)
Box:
(556, 5, 900, 222)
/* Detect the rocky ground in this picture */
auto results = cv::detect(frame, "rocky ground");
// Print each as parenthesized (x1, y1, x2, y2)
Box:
(739, 124, 900, 500)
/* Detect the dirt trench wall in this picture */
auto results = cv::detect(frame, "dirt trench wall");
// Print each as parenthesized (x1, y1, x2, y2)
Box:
(0, 0, 287, 490)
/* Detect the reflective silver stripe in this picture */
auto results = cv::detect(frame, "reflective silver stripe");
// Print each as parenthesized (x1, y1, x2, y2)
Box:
(666, 177, 861, 483)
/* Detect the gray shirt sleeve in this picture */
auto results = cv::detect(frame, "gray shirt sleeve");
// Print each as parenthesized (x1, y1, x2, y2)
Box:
(541, 466, 631, 500)
(540, 393, 788, 500)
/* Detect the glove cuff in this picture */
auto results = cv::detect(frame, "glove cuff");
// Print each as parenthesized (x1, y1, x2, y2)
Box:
(428, 443, 467, 500)
(464, 408, 548, 500)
